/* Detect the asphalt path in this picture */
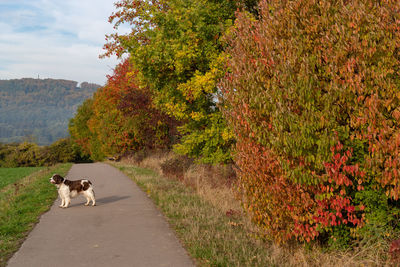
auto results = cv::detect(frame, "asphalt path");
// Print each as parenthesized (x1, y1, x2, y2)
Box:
(7, 163, 195, 267)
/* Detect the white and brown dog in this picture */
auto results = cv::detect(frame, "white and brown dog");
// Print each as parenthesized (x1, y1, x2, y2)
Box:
(50, 174, 96, 208)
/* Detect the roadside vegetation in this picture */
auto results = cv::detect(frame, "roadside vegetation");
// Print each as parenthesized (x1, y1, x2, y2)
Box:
(0, 164, 72, 266)
(0, 139, 90, 167)
(114, 153, 392, 266)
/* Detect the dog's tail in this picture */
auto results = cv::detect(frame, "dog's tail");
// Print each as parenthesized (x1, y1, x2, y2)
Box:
(81, 179, 92, 184)
(85, 179, 94, 197)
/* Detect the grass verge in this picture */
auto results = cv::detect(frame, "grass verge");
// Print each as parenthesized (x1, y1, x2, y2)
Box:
(113, 162, 274, 266)
(0, 163, 72, 266)
(0, 167, 44, 190)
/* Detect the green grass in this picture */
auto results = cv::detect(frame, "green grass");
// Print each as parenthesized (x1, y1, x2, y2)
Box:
(0, 167, 44, 190)
(114, 163, 274, 267)
(0, 163, 72, 266)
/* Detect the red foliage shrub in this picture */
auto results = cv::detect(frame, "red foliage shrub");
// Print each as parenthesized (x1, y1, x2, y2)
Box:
(221, 0, 400, 243)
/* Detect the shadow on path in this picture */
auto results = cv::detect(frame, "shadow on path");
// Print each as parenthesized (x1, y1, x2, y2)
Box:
(67, 195, 131, 207)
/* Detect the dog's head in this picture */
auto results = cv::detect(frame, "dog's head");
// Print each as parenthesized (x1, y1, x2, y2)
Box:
(50, 174, 64, 185)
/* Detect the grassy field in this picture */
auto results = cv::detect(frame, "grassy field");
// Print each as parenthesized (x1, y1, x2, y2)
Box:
(0, 167, 44, 190)
(0, 164, 72, 266)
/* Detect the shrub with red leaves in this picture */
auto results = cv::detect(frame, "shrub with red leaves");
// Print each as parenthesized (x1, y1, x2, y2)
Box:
(221, 0, 400, 244)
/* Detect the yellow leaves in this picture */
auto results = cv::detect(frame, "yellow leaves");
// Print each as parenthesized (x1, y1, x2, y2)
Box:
(211, 53, 228, 76)
(164, 102, 188, 120)
(189, 111, 205, 121)
(177, 53, 225, 102)
(126, 69, 142, 89)
(221, 128, 235, 142)
(178, 71, 217, 101)
(174, 45, 197, 74)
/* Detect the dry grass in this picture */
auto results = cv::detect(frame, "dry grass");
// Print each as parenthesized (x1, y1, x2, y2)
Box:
(121, 149, 173, 175)
(184, 164, 238, 210)
(116, 151, 395, 267)
(122, 151, 240, 212)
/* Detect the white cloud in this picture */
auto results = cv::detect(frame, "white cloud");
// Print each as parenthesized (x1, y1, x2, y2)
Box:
(0, 0, 129, 85)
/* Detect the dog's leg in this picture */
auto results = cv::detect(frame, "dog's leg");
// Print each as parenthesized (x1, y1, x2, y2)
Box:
(63, 196, 71, 208)
(59, 197, 65, 208)
(90, 189, 96, 206)
(83, 191, 92, 206)
(59, 192, 65, 208)
(84, 195, 90, 206)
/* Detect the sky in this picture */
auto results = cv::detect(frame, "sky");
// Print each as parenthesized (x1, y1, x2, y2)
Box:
(0, 0, 129, 85)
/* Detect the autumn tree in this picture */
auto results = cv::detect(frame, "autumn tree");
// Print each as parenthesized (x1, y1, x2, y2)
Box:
(70, 57, 177, 160)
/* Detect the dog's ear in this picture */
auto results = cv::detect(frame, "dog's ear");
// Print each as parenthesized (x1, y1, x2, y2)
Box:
(53, 174, 64, 183)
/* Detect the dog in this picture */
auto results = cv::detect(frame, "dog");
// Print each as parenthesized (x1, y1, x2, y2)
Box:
(49, 174, 96, 208)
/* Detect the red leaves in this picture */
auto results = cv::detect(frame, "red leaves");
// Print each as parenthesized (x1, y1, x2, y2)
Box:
(232, 134, 367, 243)
(312, 141, 365, 231)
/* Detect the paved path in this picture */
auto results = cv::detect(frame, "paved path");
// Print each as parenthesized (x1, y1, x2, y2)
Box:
(7, 163, 194, 267)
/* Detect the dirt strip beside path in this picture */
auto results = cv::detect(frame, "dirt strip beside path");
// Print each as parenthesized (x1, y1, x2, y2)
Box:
(7, 163, 195, 267)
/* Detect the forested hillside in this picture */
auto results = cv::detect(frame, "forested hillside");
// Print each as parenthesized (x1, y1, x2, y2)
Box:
(0, 78, 99, 145)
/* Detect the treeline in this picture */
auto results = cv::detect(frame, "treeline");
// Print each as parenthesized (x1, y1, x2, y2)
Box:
(0, 139, 90, 167)
(70, 0, 400, 247)
(0, 78, 99, 145)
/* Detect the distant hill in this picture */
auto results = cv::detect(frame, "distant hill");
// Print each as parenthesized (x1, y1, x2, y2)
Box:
(0, 78, 100, 145)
